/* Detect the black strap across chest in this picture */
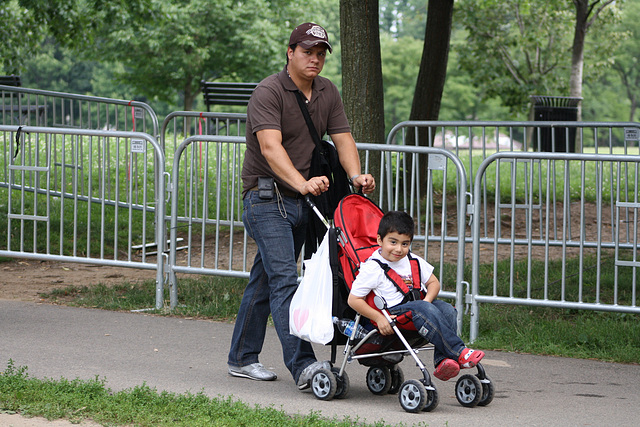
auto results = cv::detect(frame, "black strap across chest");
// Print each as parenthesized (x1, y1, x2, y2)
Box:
(371, 253, 424, 303)
(294, 90, 323, 149)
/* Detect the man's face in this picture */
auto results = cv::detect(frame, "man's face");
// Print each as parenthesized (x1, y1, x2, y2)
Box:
(287, 45, 327, 81)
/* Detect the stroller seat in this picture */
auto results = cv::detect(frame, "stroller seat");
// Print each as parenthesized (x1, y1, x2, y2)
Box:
(364, 293, 420, 331)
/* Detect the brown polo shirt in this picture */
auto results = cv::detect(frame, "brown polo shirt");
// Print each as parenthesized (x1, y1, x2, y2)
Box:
(242, 65, 351, 196)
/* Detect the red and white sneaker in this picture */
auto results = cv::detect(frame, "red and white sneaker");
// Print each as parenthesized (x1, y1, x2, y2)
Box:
(458, 348, 485, 369)
(433, 358, 460, 381)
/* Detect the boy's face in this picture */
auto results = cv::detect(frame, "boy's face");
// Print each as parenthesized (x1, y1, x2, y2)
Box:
(377, 231, 412, 263)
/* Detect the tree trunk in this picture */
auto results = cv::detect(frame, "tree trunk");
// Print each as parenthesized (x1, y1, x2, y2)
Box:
(570, 0, 588, 121)
(180, 79, 195, 134)
(571, 0, 616, 123)
(409, 0, 454, 126)
(340, 0, 385, 196)
(570, 0, 615, 150)
(407, 0, 454, 194)
(340, 0, 384, 144)
(184, 78, 195, 112)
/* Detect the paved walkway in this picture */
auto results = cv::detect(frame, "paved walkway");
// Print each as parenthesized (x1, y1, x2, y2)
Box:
(1, 300, 638, 426)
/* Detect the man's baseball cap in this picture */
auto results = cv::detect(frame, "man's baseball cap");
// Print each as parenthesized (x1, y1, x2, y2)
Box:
(289, 22, 333, 53)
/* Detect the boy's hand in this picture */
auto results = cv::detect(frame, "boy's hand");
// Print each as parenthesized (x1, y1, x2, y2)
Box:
(376, 314, 396, 335)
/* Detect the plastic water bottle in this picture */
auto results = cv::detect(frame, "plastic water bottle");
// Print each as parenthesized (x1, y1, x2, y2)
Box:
(333, 316, 368, 340)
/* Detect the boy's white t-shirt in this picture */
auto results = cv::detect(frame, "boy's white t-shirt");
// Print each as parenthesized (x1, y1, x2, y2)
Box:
(350, 249, 435, 308)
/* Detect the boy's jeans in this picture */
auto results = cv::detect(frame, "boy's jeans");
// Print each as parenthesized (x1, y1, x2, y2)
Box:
(228, 191, 316, 382)
(389, 299, 464, 366)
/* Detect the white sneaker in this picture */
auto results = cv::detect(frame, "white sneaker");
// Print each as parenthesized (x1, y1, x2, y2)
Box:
(228, 363, 277, 381)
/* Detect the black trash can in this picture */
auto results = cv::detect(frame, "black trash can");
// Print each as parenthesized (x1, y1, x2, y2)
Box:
(531, 95, 582, 152)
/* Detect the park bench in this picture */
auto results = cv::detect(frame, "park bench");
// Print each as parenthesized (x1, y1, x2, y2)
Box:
(0, 75, 21, 87)
(200, 81, 258, 111)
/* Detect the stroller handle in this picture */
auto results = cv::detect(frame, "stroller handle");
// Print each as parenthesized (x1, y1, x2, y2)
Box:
(305, 195, 331, 230)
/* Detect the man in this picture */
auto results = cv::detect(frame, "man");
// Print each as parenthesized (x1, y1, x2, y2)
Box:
(227, 22, 375, 390)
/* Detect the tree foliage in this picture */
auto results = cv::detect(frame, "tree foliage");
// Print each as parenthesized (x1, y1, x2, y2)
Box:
(6, 0, 637, 125)
(98, 0, 315, 110)
(380, 33, 421, 129)
(457, 0, 574, 114)
(15, 0, 313, 111)
(380, 0, 427, 40)
(609, 0, 639, 121)
(456, 0, 622, 116)
(0, 0, 43, 74)
(18, 0, 153, 47)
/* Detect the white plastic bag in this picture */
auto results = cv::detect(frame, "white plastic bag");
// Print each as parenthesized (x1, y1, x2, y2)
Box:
(289, 230, 334, 344)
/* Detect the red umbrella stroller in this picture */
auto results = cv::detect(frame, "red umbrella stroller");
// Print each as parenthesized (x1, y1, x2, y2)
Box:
(305, 193, 494, 413)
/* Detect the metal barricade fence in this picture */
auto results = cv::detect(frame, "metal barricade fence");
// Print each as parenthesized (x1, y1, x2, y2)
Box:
(386, 120, 640, 341)
(1, 85, 159, 179)
(0, 85, 159, 134)
(160, 111, 247, 152)
(166, 135, 250, 309)
(386, 121, 640, 241)
(468, 151, 640, 341)
(166, 137, 470, 334)
(160, 112, 248, 236)
(3, 116, 638, 339)
(0, 125, 166, 309)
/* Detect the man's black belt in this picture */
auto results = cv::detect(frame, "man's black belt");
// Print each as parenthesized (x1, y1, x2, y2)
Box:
(248, 185, 303, 199)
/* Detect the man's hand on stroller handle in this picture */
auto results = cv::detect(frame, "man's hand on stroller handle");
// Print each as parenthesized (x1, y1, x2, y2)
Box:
(350, 174, 375, 194)
(299, 175, 330, 196)
(297, 173, 375, 196)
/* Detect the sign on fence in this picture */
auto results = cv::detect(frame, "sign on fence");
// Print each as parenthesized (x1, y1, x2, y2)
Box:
(131, 138, 145, 153)
(624, 127, 639, 142)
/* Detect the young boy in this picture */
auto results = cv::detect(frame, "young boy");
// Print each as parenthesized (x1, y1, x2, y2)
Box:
(347, 210, 484, 381)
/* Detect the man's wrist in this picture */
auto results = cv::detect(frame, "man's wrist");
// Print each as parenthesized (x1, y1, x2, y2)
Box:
(348, 174, 360, 185)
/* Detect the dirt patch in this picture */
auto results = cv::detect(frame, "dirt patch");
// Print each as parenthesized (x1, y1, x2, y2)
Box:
(0, 259, 157, 302)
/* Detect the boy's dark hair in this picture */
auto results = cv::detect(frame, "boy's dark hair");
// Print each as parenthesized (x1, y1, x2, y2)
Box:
(377, 211, 414, 240)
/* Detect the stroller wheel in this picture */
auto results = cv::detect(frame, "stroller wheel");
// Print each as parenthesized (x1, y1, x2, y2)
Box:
(422, 386, 439, 412)
(398, 379, 427, 413)
(455, 374, 483, 407)
(366, 366, 392, 395)
(387, 365, 404, 395)
(331, 367, 350, 399)
(477, 375, 495, 406)
(311, 368, 337, 401)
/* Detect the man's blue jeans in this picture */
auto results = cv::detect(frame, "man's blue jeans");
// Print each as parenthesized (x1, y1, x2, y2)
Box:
(228, 191, 316, 382)
(389, 299, 464, 367)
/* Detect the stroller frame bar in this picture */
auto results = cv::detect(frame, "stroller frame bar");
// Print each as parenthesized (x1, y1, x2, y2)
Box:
(305, 195, 330, 229)
(376, 294, 434, 387)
